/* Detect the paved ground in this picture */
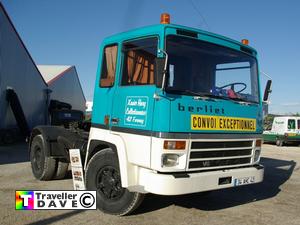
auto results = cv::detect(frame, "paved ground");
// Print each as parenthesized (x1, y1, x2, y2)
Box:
(0, 142, 299, 225)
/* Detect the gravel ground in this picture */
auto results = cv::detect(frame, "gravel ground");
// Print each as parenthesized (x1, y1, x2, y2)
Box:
(0, 142, 299, 225)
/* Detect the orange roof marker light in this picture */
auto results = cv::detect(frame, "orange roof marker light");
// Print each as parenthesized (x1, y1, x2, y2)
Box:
(160, 13, 170, 24)
(241, 39, 249, 45)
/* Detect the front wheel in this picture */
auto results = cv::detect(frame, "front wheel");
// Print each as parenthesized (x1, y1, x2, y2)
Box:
(85, 148, 144, 216)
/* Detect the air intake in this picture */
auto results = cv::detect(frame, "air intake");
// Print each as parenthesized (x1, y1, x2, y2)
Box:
(176, 29, 198, 38)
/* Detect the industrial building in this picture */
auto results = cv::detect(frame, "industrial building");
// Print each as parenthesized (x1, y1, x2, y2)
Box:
(0, 3, 48, 132)
(37, 65, 86, 112)
(0, 3, 85, 142)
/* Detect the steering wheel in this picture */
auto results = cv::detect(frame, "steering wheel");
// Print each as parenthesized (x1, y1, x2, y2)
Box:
(217, 82, 247, 93)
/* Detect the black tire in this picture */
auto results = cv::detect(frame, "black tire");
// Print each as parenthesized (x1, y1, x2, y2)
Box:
(30, 135, 56, 180)
(276, 139, 283, 147)
(85, 148, 144, 216)
(53, 160, 69, 179)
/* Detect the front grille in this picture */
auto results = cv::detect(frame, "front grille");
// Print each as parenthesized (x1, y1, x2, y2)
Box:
(189, 157, 251, 169)
(191, 141, 252, 149)
(190, 149, 252, 159)
(188, 140, 254, 170)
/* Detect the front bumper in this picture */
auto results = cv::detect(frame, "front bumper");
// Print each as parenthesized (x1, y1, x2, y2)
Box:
(135, 165, 264, 195)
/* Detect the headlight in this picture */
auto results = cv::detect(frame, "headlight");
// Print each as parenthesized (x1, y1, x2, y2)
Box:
(161, 154, 179, 167)
(254, 149, 261, 162)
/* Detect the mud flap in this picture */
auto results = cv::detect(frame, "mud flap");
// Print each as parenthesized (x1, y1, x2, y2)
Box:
(69, 149, 86, 190)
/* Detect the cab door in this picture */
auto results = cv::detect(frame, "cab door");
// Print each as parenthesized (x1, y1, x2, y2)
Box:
(91, 43, 119, 127)
(110, 37, 158, 167)
(111, 37, 158, 131)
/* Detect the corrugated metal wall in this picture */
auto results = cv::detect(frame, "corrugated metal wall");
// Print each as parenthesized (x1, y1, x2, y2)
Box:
(48, 67, 86, 112)
(0, 6, 48, 130)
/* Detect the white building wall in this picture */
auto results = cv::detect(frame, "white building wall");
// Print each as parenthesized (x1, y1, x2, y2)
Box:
(86, 101, 93, 113)
(48, 67, 86, 112)
(0, 5, 48, 129)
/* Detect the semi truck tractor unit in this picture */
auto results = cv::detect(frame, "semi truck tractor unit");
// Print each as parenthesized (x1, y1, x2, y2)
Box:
(29, 14, 271, 215)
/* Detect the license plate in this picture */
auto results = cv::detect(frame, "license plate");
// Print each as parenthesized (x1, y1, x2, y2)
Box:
(234, 176, 255, 186)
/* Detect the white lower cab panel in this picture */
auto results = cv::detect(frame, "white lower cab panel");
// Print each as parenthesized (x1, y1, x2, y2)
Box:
(111, 131, 151, 168)
(131, 165, 264, 195)
(87, 127, 151, 168)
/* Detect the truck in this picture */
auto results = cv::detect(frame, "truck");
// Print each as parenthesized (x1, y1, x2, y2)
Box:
(29, 14, 272, 215)
(263, 116, 300, 146)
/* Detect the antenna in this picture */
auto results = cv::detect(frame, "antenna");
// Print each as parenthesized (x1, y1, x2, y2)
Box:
(189, 0, 210, 31)
(260, 70, 272, 79)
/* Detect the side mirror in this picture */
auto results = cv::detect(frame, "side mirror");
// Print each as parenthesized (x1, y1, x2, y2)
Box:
(155, 58, 166, 88)
(263, 79, 272, 102)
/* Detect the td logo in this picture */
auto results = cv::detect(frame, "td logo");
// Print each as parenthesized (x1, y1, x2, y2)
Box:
(15, 190, 96, 210)
(16, 191, 34, 210)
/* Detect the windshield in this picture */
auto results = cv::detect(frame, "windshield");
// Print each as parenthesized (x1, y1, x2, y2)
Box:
(165, 35, 259, 103)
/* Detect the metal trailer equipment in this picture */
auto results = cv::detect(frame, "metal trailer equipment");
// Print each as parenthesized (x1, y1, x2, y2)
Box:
(29, 14, 272, 215)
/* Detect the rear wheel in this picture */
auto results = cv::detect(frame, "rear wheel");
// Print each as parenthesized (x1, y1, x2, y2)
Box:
(276, 138, 283, 147)
(53, 160, 69, 179)
(30, 135, 56, 180)
(85, 148, 144, 216)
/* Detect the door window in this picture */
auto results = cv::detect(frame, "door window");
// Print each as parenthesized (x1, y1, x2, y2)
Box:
(100, 44, 118, 87)
(287, 119, 296, 129)
(121, 37, 158, 86)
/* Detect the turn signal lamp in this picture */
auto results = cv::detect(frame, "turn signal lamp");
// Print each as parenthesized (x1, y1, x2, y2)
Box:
(255, 139, 262, 147)
(160, 13, 170, 24)
(241, 39, 249, 45)
(104, 115, 109, 126)
(164, 140, 186, 150)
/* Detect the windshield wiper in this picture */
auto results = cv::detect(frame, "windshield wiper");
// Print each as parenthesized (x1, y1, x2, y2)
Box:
(165, 89, 203, 96)
(165, 89, 229, 100)
(194, 92, 230, 100)
(229, 96, 258, 104)
(165, 88, 258, 103)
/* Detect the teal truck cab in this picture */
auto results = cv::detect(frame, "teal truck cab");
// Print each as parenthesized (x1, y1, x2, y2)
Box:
(29, 14, 271, 215)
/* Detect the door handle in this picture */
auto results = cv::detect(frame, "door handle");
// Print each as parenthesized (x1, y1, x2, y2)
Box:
(111, 118, 119, 125)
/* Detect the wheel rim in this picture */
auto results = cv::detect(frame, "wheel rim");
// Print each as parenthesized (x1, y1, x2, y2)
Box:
(32, 146, 42, 171)
(96, 166, 124, 200)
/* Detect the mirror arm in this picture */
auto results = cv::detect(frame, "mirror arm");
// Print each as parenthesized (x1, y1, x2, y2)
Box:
(158, 49, 169, 92)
